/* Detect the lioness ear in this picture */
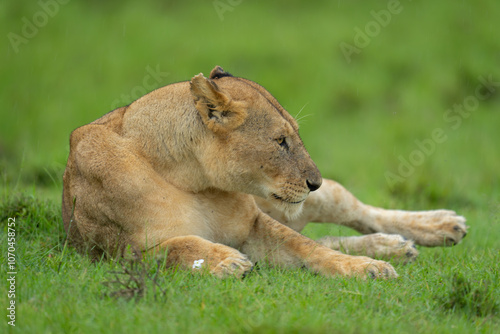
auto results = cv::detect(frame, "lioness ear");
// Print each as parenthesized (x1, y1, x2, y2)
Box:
(209, 65, 233, 79)
(190, 72, 247, 133)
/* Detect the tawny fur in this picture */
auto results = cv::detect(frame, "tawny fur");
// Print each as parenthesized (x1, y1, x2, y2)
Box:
(62, 66, 468, 279)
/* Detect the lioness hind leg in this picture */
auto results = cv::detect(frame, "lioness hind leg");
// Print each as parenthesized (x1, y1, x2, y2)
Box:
(364, 208, 468, 247)
(316, 233, 418, 264)
(154, 235, 253, 279)
(296, 179, 468, 247)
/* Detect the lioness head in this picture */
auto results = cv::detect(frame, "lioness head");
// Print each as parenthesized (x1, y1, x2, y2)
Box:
(190, 66, 322, 217)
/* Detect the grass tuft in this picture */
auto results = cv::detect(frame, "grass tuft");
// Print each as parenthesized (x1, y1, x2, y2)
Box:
(102, 256, 168, 302)
(437, 273, 499, 318)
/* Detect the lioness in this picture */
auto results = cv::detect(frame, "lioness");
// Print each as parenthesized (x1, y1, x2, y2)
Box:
(62, 66, 468, 279)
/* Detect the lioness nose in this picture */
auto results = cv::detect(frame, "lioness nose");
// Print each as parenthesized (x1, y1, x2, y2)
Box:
(306, 179, 321, 192)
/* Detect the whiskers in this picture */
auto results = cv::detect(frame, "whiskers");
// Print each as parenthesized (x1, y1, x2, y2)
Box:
(294, 103, 313, 125)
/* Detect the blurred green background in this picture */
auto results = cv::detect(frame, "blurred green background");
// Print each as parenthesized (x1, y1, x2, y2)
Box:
(1, 0, 499, 211)
(2, 3, 499, 331)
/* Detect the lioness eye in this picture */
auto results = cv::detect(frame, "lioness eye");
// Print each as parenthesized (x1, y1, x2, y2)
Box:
(276, 137, 289, 150)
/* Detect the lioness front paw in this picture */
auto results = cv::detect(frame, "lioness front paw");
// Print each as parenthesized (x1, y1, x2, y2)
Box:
(405, 210, 468, 247)
(334, 256, 398, 279)
(362, 259, 398, 279)
(211, 256, 254, 279)
(364, 233, 418, 264)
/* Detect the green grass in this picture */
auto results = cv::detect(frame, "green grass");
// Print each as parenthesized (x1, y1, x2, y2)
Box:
(1, 195, 499, 333)
(1, 0, 500, 333)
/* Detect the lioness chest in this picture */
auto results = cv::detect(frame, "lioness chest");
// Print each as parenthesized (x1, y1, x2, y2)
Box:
(115, 186, 260, 252)
(176, 190, 259, 249)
